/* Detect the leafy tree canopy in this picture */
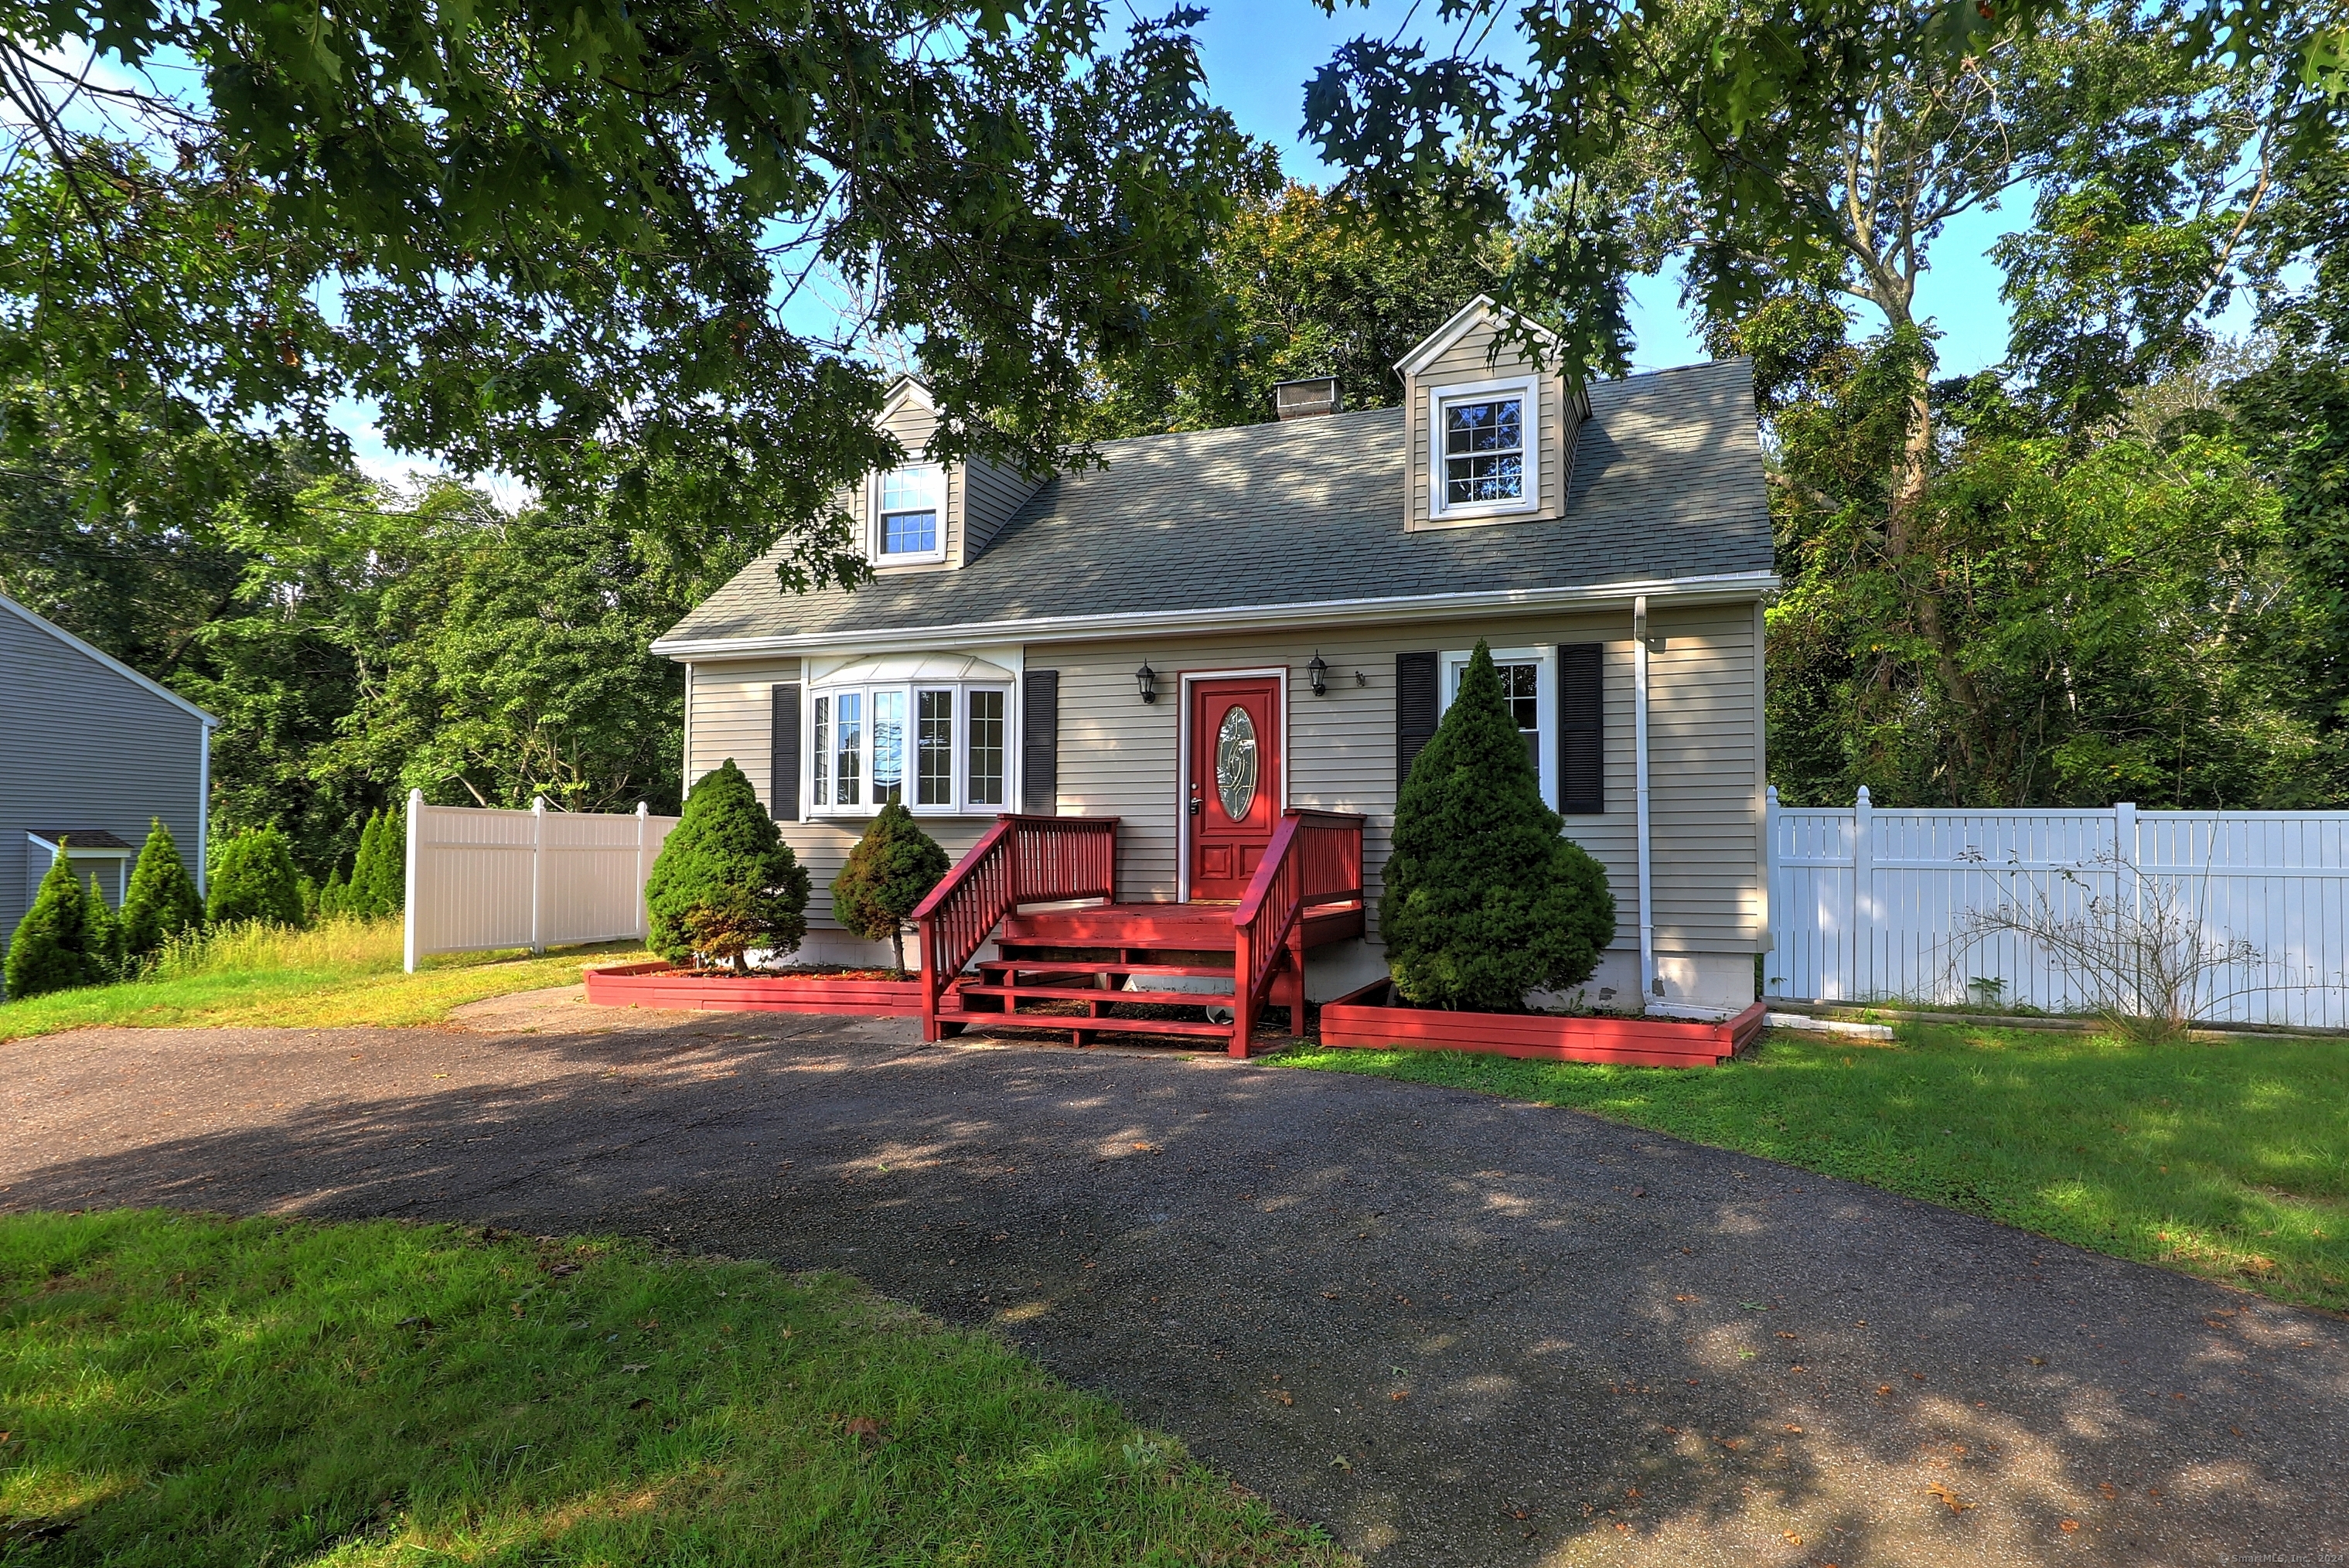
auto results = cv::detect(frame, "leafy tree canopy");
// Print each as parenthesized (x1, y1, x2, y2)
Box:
(0, 0, 1269, 591)
(1079, 176, 1510, 435)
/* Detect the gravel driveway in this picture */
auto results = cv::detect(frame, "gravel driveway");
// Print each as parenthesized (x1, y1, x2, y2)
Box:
(5, 990, 2343, 1566)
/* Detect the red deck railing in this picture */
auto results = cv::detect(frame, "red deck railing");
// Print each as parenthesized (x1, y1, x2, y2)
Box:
(1231, 810, 1366, 1054)
(912, 814, 1118, 1040)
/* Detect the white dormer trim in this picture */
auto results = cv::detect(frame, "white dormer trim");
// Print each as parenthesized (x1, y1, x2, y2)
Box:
(878, 375, 938, 419)
(1395, 294, 1561, 379)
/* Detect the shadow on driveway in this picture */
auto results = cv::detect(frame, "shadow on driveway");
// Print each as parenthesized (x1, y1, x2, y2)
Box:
(4, 1004, 2343, 1566)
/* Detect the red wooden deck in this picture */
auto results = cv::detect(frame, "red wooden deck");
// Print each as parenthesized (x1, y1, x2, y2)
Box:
(912, 813, 1369, 1054)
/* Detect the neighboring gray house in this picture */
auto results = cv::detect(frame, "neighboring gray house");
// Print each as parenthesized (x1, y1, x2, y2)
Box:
(2, 592, 215, 974)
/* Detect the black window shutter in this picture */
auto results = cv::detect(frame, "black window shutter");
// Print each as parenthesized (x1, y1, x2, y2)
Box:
(1558, 643, 1604, 813)
(1021, 668, 1059, 814)
(770, 683, 802, 820)
(1396, 651, 1439, 791)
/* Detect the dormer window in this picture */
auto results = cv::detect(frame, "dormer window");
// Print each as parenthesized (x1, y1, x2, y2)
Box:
(873, 464, 946, 564)
(1428, 373, 1540, 521)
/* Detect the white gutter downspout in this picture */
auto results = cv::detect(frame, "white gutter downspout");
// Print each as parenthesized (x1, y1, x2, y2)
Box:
(196, 718, 213, 897)
(680, 662, 695, 799)
(1633, 595, 1655, 1008)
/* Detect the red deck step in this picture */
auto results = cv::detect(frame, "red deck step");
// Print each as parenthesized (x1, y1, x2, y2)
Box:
(958, 1011, 1239, 1043)
(958, 982, 1233, 1008)
(977, 948, 1240, 971)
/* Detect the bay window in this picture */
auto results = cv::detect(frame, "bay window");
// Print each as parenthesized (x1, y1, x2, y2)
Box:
(811, 678, 1011, 816)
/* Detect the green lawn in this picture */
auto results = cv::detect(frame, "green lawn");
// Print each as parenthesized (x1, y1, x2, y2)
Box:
(1282, 1024, 2349, 1313)
(0, 918, 646, 1041)
(0, 1211, 1344, 1566)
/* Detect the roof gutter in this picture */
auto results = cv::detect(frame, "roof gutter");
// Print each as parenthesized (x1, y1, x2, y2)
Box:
(651, 571, 1779, 663)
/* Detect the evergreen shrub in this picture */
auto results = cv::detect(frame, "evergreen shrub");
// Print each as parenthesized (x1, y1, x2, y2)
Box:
(206, 827, 307, 927)
(82, 875, 126, 981)
(645, 760, 810, 971)
(1379, 641, 1617, 1011)
(346, 810, 405, 915)
(120, 818, 205, 959)
(5, 843, 100, 999)
(830, 801, 951, 974)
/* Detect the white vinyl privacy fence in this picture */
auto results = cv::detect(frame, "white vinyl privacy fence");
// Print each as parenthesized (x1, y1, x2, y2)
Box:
(1765, 788, 2349, 1027)
(403, 790, 680, 971)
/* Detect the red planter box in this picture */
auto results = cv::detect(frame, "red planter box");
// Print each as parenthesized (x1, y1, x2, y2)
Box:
(1318, 980, 1764, 1067)
(583, 961, 940, 1017)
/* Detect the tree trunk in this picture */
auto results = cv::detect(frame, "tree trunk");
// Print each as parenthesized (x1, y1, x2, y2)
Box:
(1887, 373, 1989, 782)
(890, 924, 907, 976)
(1859, 251, 1989, 792)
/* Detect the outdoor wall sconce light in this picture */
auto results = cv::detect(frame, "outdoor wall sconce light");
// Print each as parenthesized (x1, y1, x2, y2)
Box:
(1134, 661, 1158, 704)
(1307, 653, 1328, 696)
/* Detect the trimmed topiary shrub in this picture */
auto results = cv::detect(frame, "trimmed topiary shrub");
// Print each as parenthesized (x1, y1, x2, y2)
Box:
(645, 759, 810, 972)
(1379, 640, 1617, 1011)
(830, 801, 951, 975)
(5, 842, 100, 999)
(120, 817, 205, 960)
(206, 827, 307, 927)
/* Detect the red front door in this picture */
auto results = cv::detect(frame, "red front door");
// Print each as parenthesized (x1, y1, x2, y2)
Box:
(1188, 677, 1282, 901)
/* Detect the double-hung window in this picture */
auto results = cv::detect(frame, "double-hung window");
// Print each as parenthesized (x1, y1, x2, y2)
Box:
(873, 465, 946, 564)
(1441, 647, 1553, 806)
(812, 680, 1010, 816)
(1430, 375, 1539, 520)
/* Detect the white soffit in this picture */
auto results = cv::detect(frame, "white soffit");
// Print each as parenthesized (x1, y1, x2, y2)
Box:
(818, 651, 1015, 685)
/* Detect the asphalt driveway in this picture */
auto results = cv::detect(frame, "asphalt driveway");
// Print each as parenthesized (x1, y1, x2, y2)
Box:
(4, 991, 2343, 1566)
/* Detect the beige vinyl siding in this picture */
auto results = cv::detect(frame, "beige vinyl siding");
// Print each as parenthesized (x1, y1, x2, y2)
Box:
(1402, 314, 1576, 531)
(683, 602, 1764, 946)
(684, 658, 799, 809)
(1645, 604, 1765, 950)
(1039, 605, 1759, 953)
(687, 654, 1004, 932)
(959, 455, 1042, 565)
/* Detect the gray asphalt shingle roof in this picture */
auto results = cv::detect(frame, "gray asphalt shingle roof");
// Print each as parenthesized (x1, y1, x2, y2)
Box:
(655, 357, 1771, 650)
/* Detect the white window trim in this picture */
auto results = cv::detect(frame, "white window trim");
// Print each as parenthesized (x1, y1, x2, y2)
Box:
(1174, 666, 1291, 904)
(1439, 646, 1556, 810)
(806, 678, 1014, 819)
(1428, 373, 1539, 522)
(868, 463, 949, 565)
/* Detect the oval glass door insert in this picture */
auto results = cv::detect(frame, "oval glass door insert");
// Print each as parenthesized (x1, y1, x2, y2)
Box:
(1215, 705, 1259, 820)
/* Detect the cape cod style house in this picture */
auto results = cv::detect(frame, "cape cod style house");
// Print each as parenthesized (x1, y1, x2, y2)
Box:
(652, 298, 1776, 1047)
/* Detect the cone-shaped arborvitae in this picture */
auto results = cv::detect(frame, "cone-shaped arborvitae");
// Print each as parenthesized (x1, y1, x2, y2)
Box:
(645, 760, 810, 971)
(831, 801, 952, 974)
(1379, 641, 1616, 1011)
(5, 840, 99, 999)
(121, 817, 205, 959)
(206, 826, 307, 927)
